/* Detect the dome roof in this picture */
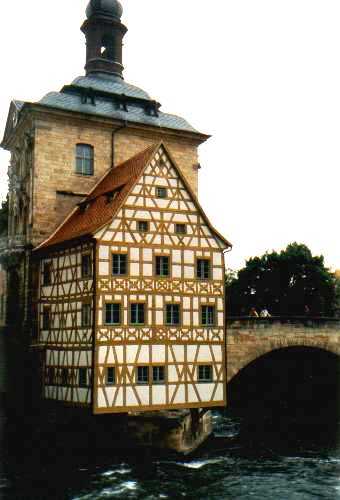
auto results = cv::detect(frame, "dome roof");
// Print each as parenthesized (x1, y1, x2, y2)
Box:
(86, 0, 123, 20)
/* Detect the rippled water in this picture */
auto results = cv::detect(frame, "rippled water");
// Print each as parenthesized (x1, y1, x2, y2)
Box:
(1, 410, 340, 500)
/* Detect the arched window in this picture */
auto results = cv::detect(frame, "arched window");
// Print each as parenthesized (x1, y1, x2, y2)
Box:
(75, 144, 94, 176)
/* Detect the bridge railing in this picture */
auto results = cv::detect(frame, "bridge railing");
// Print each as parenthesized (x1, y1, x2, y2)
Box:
(227, 316, 340, 330)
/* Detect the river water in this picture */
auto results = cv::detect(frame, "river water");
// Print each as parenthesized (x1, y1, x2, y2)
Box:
(1, 409, 340, 500)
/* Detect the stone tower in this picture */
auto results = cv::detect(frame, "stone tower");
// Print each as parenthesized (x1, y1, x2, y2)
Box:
(0, 0, 212, 409)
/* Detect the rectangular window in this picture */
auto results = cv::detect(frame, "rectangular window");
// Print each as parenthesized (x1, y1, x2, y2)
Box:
(81, 303, 91, 327)
(42, 306, 51, 330)
(105, 303, 121, 325)
(197, 259, 210, 279)
(156, 187, 167, 198)
(106, 367, 116, 385)
(78, 368, 87, 387)
(76, 144, 94, 176)
(175, 223, 187, 235)
(81, 254, 92, 278)
(156, 256, 169, 277)
(47, 367, 55, 386)
(137, 366, 149, 384)
(137, 220, 149, 233)
(153, 366, 165, 384)
(61, 368, 68, 386)
(201, 305, 215, 326)
(131, 303, 145, 325)
(112, 254, 127, 276)
(166, 304, 180, 326)
(43, 262, 52, 286)
(198, 365, 213, 382)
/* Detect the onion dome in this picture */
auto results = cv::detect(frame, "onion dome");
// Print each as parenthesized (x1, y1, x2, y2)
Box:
(86, 0, 123, 20)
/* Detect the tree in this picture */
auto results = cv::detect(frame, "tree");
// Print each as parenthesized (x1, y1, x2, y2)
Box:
(0, 196, 8, 236)
(227, 243, 336, 317)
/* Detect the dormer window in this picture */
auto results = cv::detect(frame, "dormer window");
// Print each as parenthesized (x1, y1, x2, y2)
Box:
(76, 144, 94, 176)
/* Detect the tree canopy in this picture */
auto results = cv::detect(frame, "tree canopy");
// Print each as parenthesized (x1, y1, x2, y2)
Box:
(227, 243, 336, 317)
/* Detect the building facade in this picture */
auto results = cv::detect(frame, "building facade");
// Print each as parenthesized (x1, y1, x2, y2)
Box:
(0, 0, 231, 413)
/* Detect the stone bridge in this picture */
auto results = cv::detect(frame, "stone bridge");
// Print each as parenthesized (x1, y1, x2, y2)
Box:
(226, 317, 340, 383)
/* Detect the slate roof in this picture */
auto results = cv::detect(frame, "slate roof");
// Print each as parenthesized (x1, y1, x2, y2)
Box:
(37, 74, 200, 134)
(36, 143, 231, 251)
(36, 144, 158, 249)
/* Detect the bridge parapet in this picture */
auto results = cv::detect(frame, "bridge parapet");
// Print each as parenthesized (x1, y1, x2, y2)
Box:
(227, 316, 340, 331)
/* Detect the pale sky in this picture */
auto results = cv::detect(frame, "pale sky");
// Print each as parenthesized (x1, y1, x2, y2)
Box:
(0, 0, 339, 271)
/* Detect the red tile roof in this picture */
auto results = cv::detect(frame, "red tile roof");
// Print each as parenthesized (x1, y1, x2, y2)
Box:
(37, 144, 158, 249)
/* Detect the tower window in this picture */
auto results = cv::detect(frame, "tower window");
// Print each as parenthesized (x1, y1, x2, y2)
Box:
(156, 256, 169, 277)
(197, 259, 210, 279)
(76, 144, 94, 176)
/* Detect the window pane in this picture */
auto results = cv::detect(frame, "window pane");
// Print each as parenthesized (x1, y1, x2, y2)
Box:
(166, 304, 180, 325)
(79, 368, 87, 387)
(76, 145, 94, 175)
(156, 256, 169, 277)
(175, 224, 186, 234)
(105, 303, 120, 324)
(137, 366, 149, 384)
(197, 259, 210, 279)
(156, 187, 167, 198)
(198, 365, 212, 382)
(107, 367, 115, 385)
(138, 221, 148, 232)
(153, 366, 165, 383)
(112, 254, 127, 275)
(202, 306, 215, 326)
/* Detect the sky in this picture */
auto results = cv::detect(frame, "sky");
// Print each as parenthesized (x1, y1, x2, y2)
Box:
(0, 0, 339, 272)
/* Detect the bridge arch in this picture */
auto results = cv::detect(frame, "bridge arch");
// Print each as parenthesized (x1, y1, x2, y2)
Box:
(226, 317, 340, 383)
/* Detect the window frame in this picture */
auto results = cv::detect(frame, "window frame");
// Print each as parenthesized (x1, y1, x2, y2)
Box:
(136, 366, 149, 385)
(78, 367, 88, 387)
(196, 258, 211, 280)
(130, 302, 146, 326)
(43, 262, 52, 286)
(137, 220, 149, 233)
(156, 186, 168, 199)
(104, 302, 121, 326)
(81, 253, 92, 279)
(75, 144, 94, 176)
(152, 365, 166, 385)
(42, 306, 51, 330)
(198, 364, 213, 383)
(201, 305, 216, 327)
(111, 253, 128, 276)
(106, 366, 116, 386)
(165, 303, 181, 326)
(155, 255, 170, 278)
(175, 223, 187, 235)
(81, 302, 92, 327)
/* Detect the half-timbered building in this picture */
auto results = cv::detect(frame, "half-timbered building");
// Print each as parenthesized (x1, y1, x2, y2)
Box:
(0, 0, 231, 416)
(36, 143, 230, 412)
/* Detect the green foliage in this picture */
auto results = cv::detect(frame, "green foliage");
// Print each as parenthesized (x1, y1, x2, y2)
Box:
(227, 243, 336, 317)
(0, 196, 8, 236)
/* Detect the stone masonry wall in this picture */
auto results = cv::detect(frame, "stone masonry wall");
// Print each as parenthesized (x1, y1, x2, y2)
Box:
(32, 115, 200, 246)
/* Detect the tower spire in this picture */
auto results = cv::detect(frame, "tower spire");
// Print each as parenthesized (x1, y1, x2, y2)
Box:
(81, 0, 127, 79)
